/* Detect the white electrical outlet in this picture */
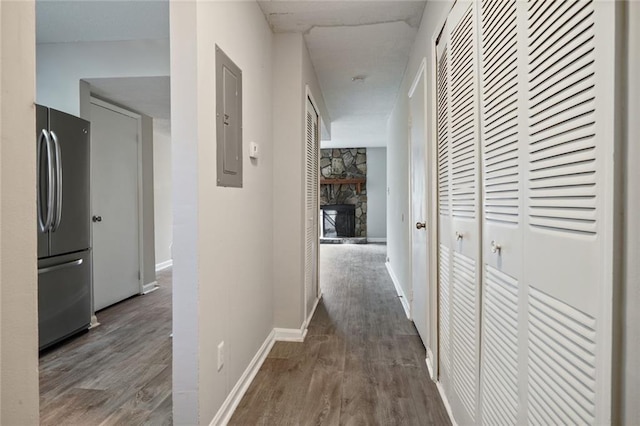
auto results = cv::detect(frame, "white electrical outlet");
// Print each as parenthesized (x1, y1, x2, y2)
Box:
(217, 341, 225, 371)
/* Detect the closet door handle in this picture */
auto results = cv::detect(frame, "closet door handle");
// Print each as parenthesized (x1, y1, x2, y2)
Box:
(455, 231, 463, 241)
(491, 240, 502, 254)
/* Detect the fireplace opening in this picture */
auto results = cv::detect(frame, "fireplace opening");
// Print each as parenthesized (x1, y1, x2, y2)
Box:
(321, 204, 356, 238)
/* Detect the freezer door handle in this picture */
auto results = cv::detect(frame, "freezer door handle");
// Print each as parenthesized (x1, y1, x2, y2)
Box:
(50, 130, 63, 232)
(37, 129, 55, 232)
(38, 258, 83, 275)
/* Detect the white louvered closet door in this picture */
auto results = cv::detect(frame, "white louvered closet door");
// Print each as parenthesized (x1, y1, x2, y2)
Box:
(477, 0, 525, 424)
(436, 18, 453, 389)
(305, 97, 319, 318)
(436, 0, 617, 425)
(523, 1, 616, 424)
(442, 1, 483, 424)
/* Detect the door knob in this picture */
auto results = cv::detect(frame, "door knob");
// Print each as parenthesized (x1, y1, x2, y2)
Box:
(491, 240, 502, 254)
(455, 231, 463, 241)
(92, 215, 102, 223)
(416, 222, 426, 230)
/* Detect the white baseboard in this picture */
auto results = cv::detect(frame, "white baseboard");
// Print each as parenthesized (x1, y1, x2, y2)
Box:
(273, 327, 308, 342)
(304, 293, 322, 329)
(385, 262, 411, 320)
(273, 295, 321, 343)
(142, 281, 159, 294)
(210, 329, 276, 426)
(155, 259, 173, 272)
(436, 381, 457, 426)
(426, 347, 436, 381)
(367, 237, 387, 243)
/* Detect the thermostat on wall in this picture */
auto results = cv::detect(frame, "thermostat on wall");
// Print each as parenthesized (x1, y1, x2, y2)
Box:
(249, 141, 259, 159)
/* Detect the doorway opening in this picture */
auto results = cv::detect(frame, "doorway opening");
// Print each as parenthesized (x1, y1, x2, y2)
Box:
(36, 1, 173, 422)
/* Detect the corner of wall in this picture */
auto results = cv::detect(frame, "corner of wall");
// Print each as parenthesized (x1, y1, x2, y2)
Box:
(0, 0, 40, 423)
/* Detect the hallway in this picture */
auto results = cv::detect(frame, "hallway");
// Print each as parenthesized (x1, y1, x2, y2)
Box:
(230, 244, 450, 425)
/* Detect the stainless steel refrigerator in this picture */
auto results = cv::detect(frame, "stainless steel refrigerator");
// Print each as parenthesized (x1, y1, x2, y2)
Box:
(37, 105, 92, 350)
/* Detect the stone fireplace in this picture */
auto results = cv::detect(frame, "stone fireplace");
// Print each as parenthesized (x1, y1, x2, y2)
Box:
(320, 148, 367, 238)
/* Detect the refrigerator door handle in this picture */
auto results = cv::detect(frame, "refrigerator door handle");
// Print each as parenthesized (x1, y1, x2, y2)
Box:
(39, 129, 55, 232)
(37, 129, 47, 232)
(50, 130, 63, 232)
(38, 258, 83, 275)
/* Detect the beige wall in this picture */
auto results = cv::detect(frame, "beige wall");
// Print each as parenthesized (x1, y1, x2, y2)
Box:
(37, 39, 169, 117)
(0, 0, 40, 423)
(171, 1, 276, 423)
(272, 33, 305, 329)
(272, 32, 330, 329)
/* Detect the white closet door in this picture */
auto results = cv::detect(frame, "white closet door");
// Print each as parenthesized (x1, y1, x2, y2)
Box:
(436, 28, 453, 381)
(445, 1, 482, 424)
(524, 1, 615, 424)
(305, 97, 319, 317)
(478, 0, 524, 424)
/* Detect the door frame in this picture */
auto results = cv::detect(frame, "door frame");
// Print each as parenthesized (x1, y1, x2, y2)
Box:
(303, 85, 322, 325)
(89, 96, 145, 300)
(407, 58, 424, 324)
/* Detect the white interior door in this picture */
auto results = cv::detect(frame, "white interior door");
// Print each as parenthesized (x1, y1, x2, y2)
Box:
(522, 1, 616, 423)
(477, 0, 524, 424)
(304, 96, 319, 319)
(91, 100, 141, 311)
(437, 2, 482, 424)
(436, 22, 453, 384)
(410, 65, 430, 349)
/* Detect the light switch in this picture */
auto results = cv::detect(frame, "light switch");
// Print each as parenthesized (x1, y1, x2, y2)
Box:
(249, 141, 259, 159)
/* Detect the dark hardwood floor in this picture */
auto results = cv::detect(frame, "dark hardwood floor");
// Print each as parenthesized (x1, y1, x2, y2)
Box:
(39, 269, 172, 425)
(230, 244, 451, 426)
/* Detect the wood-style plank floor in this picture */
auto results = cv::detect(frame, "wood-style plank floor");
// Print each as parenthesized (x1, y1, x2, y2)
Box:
(230, 244, 451, 426)
(39, 269, 173, 425)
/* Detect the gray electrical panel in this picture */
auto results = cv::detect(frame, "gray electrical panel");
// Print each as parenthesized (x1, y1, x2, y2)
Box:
(216, 45, 243, 188)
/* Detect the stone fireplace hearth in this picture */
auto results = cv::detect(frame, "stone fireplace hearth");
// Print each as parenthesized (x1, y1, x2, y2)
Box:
(320, 148, 367, 239)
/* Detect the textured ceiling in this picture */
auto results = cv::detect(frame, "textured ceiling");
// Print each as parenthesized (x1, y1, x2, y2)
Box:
(260, 0, 426, 148)
(258, 1, 425, 33)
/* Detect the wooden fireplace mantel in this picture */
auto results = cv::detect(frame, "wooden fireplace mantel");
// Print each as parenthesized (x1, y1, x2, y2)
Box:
(320, 177, 366, 193)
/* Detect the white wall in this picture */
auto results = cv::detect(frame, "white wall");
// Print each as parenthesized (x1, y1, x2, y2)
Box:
(273, 32, 330, 329)
(0, 1, 39, 423)
(366, 147, 387, 240)
(153, 119, 172, 268)
(171, 1, 276, 423)
(36, 39, 169, 117)
(386, 0, 452, 359)
(622, 1, 640, 423)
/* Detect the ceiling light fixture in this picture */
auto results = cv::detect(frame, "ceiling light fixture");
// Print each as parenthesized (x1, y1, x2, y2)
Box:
(351, 75, 366, 83)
